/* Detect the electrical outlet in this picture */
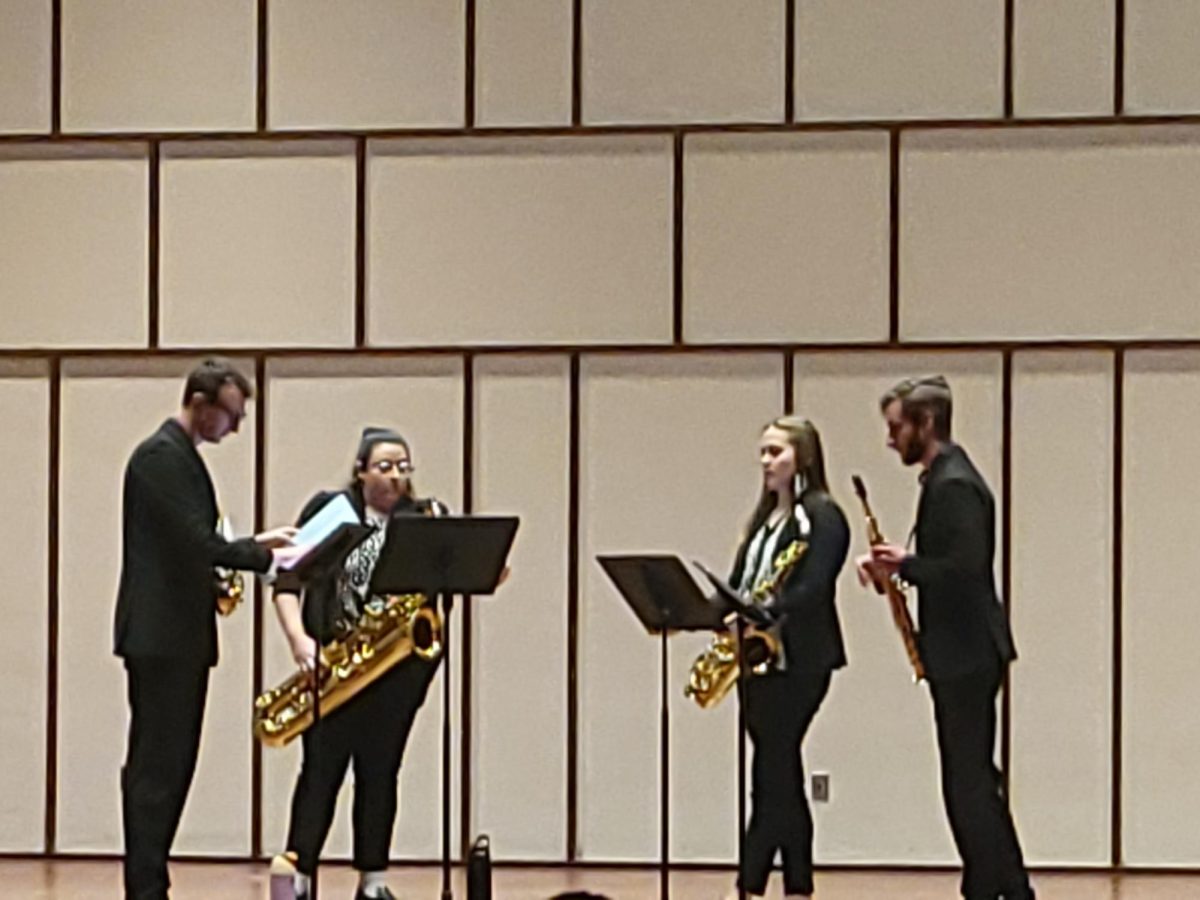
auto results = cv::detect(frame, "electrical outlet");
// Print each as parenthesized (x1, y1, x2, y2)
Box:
(811, 772, 830, 803)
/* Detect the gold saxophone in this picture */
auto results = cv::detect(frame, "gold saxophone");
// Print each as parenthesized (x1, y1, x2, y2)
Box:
(851, 475, 925, 682)
(214, 515, 245, 617)
(684, 539, 807, 709)
(215, 569, 245, 617)
(254, 593, 442, 747)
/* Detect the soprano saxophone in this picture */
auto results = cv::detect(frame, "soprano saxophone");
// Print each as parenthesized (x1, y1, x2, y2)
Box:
(851, 475, 925, 681)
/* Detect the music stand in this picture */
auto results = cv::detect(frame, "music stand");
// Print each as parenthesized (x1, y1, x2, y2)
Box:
(275, 521, 371, 900)
(692, 559, 773, 900)
(370, 515, 519, 900)
(597, 554, 729, 900)
(692, 561, 774, 629)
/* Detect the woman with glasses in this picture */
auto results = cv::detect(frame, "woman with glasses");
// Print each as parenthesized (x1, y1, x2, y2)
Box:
(269, 426, 445, 900)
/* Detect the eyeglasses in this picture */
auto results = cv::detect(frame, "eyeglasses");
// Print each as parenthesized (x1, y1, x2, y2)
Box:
(369, 459, 415, 476)
(211, 398, 246, 425)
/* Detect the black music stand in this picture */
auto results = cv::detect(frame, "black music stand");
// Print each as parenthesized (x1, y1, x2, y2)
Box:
(692, 561, 774, 630)
(597, 554, 729, 900)
(692, 560, 777, 900)
(370, 515, 519, 900)
(276, 521, 372, 900)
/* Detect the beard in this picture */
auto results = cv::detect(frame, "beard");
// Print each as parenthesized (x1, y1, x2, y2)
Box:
(900, 433, 928, 466)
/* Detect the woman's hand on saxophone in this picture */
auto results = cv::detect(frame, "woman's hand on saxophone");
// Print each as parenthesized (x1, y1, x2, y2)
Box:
(289, 632, 321, 675)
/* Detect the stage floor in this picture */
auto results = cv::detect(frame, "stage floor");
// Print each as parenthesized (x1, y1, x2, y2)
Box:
(6, 859, 1200, 899)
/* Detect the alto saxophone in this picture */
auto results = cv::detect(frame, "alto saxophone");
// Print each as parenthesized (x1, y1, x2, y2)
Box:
(214, 514, 244, 617)
(254, 593, 442, 747)
(851, 475, 925, 681)
(684, 539, 807, 709)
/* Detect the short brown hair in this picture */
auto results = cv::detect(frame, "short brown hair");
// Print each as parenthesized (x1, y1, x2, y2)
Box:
(880, 375, 952, 440)
(182, 357, 253, 405)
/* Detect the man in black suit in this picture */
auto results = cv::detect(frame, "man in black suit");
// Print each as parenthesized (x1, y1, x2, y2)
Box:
(114, 358, 296, 900)
(857, 375, 1034, 900)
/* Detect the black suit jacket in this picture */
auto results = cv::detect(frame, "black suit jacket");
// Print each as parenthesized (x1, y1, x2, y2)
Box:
(730, 489, 849, 674)
(114, 419, 271, 667)
(898, 442, 1016, 681)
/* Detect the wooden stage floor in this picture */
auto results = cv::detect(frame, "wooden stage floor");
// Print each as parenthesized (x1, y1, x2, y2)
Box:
(6, 859, 1200, 899)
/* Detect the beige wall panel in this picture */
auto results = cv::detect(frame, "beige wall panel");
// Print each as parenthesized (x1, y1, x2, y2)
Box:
(581, 0, 784, 125)
(796, 0, 1004, 121)
(1123, 350, 1200, 865)
(793, 352, 1002, 863)
(1126, 0, 1200, 114)
(0, 367, 49, 851)
(0, 0, 51, 133)
(62, 0, 255, 132)
(683, 132, 890, 345)
(1014, 0, 1114, 117)
(262, 358, 463, 860)
(269, 0, 464, 129)
(57, 360, 257, 853)
(472, 356, 569, 860)
(902, 127, 1200, 341)
(579, 354, 783, 861)
(368, 137, 673, 347)
(160, 144, 356, 348)
(1009, 351, 1113, 865)
(0, 147, 147, 348)
(475, 0, 572, 127)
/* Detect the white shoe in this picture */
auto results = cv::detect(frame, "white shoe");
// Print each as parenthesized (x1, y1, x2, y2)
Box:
(269, 852, 301, 900)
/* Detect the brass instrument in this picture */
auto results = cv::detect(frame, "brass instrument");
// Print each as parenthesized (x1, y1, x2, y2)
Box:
(254, 593, 442, 747)
(215, 569, 245, 617)
(214, 515, 244, 617)
(685, 539, 806, 709)
(851, 475, 925, 682)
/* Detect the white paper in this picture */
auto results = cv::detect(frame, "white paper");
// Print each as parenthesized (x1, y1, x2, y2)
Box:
(282, 494, 361, 570)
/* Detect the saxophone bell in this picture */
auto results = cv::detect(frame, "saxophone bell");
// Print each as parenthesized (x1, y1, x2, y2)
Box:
(214, 514, 245, 617)
(215, 569, 245, 617)
(742, 626, 780, 674)
(410, 605, 442, 660)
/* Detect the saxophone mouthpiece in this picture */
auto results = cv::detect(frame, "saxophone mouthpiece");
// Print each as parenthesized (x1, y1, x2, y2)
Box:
(851, 474, 868, 501)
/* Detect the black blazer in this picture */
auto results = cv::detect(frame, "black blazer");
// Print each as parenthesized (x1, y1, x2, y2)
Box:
(898, 442, 1016, 681)
(114, 419, 272, 667)
(729, 489, 849, 674)
(275, 488, 445, 645)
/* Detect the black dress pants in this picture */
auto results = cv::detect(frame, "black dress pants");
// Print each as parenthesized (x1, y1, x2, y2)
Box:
(739, 669, 832, 897)
(121, 657, 210, 900)
(929, 663, 1034, 900)
(285, 654, 439, 875)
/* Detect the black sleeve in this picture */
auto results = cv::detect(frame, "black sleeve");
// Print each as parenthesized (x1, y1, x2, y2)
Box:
(769, 500, 850, 616)
(898, 479, 990, 587)
(129, 444, 271, 573)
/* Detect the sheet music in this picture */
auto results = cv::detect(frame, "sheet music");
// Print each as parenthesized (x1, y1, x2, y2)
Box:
(281, 494, 361, 570)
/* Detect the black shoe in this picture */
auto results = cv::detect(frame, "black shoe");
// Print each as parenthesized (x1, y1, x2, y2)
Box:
(354, 888, 397, 900)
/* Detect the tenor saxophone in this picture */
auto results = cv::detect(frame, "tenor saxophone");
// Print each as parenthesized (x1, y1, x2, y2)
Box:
(851, 475, 925, 681)
(684, 540, 806, 709)
(254, 593, 442, 747)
